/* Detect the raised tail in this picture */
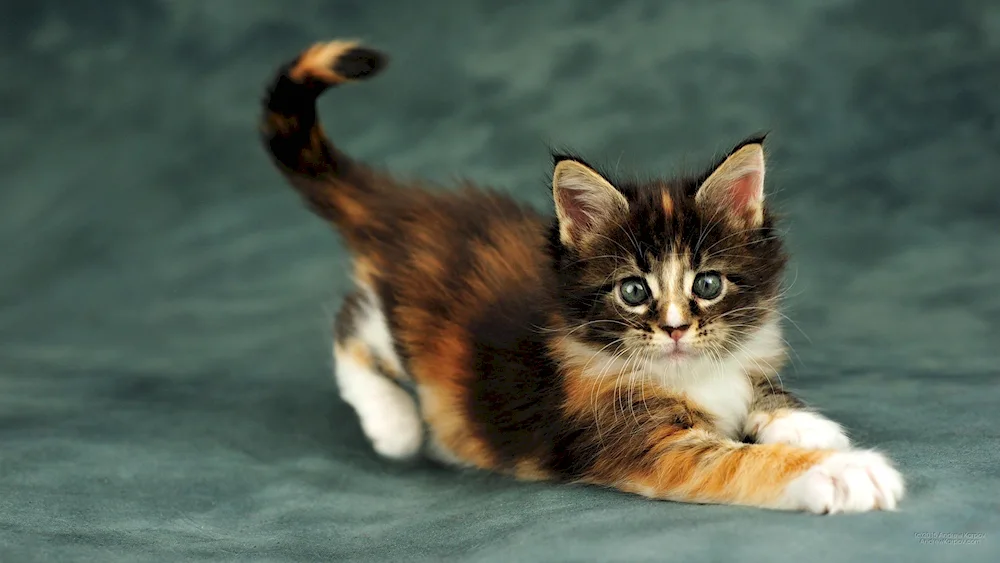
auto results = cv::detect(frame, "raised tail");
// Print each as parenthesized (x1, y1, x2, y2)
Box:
(261, 40, 389, 229)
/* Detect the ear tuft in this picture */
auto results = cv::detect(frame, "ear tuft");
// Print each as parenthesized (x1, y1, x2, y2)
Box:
(552, 160, 629, 248)
(695, 141, 766, 227)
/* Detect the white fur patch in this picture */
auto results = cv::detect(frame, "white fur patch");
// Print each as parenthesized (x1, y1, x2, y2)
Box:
(333, 349, 423, 459)
(662, 255, 685, 304)
(353, 285, 406, 377)
(780, 450, 905, 514)
(666, 303, 685, 327)
(676, 370, 753, 438)
(333, 287, 422, 459)
(748, 410, 851, 450)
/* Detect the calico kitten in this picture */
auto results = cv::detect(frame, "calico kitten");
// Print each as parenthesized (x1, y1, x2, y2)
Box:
(261, 40, 904, 513)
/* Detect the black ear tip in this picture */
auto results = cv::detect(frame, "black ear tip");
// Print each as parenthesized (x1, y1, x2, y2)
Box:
(551, 153, 593, 169)
(334, 47, 388, 80)
(730, 132, 769, 155)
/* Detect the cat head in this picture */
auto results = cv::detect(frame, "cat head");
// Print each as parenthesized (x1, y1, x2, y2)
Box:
(550, 136, 787, 369)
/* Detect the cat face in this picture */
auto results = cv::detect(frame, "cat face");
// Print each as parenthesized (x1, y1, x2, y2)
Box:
(552, 138, 787, 367)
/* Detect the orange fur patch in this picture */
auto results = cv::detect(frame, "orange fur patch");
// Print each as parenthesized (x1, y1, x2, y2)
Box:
(467, 220, 544, 297)
(661, 191, 674, 218)
(624, 438, 830, 507)
(418, 383, 496, 469)
(331, 187, 372, 226)
(352, 256, 378, 288)
(513, 459, 553, 481)
(289, 41, 360, 83)
(336, 340, 374, 369)
(403, 316, 497, 468)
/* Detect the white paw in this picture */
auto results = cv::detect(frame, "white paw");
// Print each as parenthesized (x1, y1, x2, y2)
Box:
(356, 383, 424, 459)
(335, 349, 424, 460)
(749, 410, 851, 450)
(783, 450, 905, 514)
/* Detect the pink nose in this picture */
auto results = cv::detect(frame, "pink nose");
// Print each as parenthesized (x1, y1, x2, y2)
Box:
(665, 324, 690, 341)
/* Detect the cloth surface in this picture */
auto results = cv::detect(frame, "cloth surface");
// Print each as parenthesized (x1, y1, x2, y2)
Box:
(2, 1, 998, 561)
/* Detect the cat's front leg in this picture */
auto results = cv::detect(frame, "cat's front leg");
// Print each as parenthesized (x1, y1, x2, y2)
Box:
(603, 428, 904, 513)
(562, 387, 903, 512)
(743, 376, 850, 450)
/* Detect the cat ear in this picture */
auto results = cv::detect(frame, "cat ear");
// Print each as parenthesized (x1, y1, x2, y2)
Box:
(695, 140, 766, 227)
(552, 159, 629, 248)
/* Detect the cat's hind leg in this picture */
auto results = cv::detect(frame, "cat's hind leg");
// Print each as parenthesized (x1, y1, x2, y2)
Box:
(333, 289, 423, 459)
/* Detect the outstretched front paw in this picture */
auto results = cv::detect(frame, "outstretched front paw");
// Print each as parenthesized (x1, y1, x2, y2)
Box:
(747, 409, 850, 450)
(783, 450, 905, 514)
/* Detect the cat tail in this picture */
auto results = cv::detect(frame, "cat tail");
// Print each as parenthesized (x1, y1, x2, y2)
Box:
(261, 40, 391, 233)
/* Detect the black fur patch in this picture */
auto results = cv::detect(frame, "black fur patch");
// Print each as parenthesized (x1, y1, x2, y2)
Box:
(333, 47, 388, 80)
(465, 293, 574, 472)
(333, 291, 365, 343)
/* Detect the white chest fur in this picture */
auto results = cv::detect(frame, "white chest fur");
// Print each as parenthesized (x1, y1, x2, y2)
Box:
(563, 340, 754, 439)
(564, 317, 783, 440)
(664, 364, 753, 439)
(656, 318, 784, 438)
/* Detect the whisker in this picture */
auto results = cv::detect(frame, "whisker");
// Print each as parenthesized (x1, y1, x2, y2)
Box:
(565, 254, 630, 267)
(614, 223, 643, 257)
(694, 195, 730, 256)
(712, 305, 811, 343)
(703, 235, 783, 259)
(589, 233, 634, 257)
(585, 338, 632, 446)
(702, 226, 789, 254)
(725, 338, 783, 392)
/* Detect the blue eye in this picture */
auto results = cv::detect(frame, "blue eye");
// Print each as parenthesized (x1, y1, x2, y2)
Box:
(619, 277, 650, 306)
(692, 272, 723, 300)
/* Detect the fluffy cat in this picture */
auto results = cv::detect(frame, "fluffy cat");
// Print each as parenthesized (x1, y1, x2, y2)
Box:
(260, 40, 904, 514)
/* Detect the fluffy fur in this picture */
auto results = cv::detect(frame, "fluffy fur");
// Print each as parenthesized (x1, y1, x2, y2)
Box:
(260, 39, 904, 513)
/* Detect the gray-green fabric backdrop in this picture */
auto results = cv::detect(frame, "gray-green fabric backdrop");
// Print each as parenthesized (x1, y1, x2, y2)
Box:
(2, 0, 998, 561)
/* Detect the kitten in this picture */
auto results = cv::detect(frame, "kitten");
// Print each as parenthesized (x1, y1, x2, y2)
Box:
(260, 40, 904, 514)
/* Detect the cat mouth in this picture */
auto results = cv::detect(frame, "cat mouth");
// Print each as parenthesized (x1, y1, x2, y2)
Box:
(650, 343, 697, 362)
(664, 349, 693, 361)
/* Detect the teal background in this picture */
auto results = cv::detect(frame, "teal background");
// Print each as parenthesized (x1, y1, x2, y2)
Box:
(2, 0, 998, 561)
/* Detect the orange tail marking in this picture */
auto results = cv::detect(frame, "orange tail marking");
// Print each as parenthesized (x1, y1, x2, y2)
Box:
(288, 40, 361, 83)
